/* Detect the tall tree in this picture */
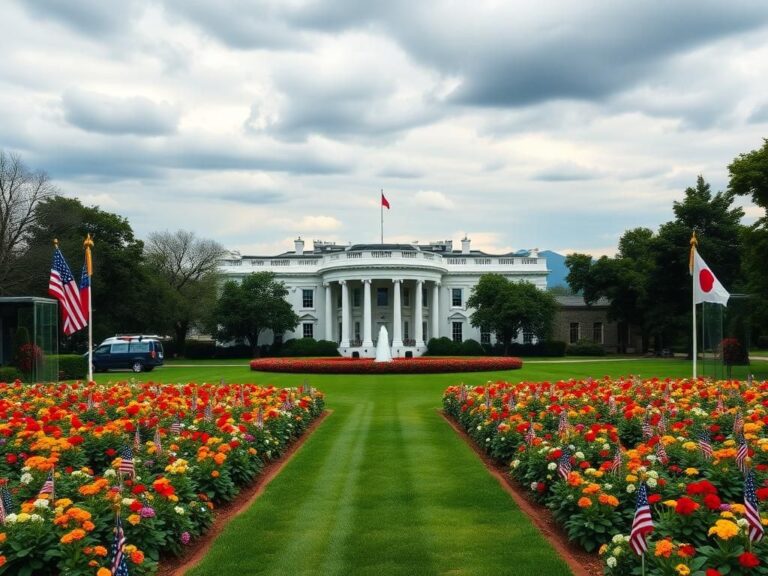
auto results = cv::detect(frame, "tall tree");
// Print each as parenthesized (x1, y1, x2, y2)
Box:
(467, 274, 558, 354)
(144, 230, 225, 352)
(216, 272, 299, 355)
(728, 138, 768, 218)
(0, 151, 57, 293)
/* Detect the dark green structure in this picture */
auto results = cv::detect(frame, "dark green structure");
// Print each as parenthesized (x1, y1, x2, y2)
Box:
(0, 297, 59, 381)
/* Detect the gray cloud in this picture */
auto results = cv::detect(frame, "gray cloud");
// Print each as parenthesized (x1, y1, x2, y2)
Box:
(748, 103, 768, 124)
(217, 191, 286, 204)
(18, 0, 143, 35)
(62, 88, 180, 136)
(533, 163, 600, 182)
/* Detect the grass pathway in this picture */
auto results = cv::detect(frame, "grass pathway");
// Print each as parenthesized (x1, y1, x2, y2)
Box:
(95, 359, 699, 575)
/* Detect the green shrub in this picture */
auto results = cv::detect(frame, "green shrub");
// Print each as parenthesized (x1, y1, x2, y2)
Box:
(0, 366, 23, 382)
(459, 339, 484, 356)
(281, 338, 341, 357)
(482, 340, 567, 357)
(567, 339, 605, 356)
(426, 337, 460, 356)
(55, 355, 88, 380)
(183, 340, 217, 359)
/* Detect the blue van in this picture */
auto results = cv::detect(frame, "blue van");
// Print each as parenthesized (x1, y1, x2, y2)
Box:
(91, 336, 164, 373)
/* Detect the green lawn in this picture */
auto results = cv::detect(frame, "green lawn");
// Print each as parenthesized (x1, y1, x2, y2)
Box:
(87, 358, 759, 575)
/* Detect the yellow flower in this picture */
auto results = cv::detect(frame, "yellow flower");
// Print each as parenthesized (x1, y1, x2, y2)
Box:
(675, 564, 691, 576)
(684, 468, 699, 476)
(626, 474, 638, 483)
(682, 441, 697, 451)
(663, 500, 677, 508)
(730, 504, 746, 515)
(720, 511, 735, 519)
(599, 544, 608, 555)
(127, 514, 140, 526)
(708, 519, 740, 540)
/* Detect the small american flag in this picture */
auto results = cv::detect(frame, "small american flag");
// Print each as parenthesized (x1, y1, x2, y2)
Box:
(191, 389, 198, 411)
(119, 446, 135, 478)
(256, 406, 264, 429)
(716, 395, 724, 413)
(204, 404, 213, 422)
(154, 428, 163, 455)
(458, 385, 467, 403)
(484, 389, 491, 410)
(524, 421, 536, 445)
(38, 469, 55, 499)
(610, 445, 622, 474)
(239, 385, 246, 405)
(557, 448, 571, 480)
(655, 441, 669, 465)
(737, 436, 749, 474)
(657, 412, 667, 434)
(557, 410, 569, 435)
(698, 431, 713, 460)
(86, 393, 94, 411)
(48, 247, 87, 335)
(110, 515, 130, 576)
(133, 427, 141, 451)
(745, 471, 764, 542)
(0, 491, 6, 523)
(642, 416, 653, 439)
(1, 486, 14, 516)
(734, 410, 744, 436)
(170, 418, 182, 436)
(608, 396, 617, 415)
(629, 483, 654, 555)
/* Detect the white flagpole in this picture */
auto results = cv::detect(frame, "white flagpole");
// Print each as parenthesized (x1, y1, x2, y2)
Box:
(85, 234, 94, 382)
(690, 233, 697, 380)
(380, 189, 384, 244)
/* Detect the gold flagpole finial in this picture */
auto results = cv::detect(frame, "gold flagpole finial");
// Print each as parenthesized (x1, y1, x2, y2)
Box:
(690, 231, 698, 248)
(83, 233, 94, 250)
(689, 231, 698, 274)
(53, 238, 59, 248)
(83, 233, 94, 276)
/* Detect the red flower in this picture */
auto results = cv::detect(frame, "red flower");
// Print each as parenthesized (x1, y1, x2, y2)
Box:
(703, 493, 722, 511)
(756, 487, 768, 501)
(648, 493, 662, 505)
(739, 552, 760, 568)
(5, 454, 17, 465)
(675, 497, 700, 515)
(678, 544, 695, 558)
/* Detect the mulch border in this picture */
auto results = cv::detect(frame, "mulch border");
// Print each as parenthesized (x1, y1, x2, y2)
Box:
(440, 411, 603, 576)
(157, 409, 332, 576)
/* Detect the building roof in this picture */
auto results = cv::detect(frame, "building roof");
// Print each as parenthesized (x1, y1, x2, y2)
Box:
(347, 243, 419, 251)
(0, 296, 57, 304)
(555, 296, 612, 307)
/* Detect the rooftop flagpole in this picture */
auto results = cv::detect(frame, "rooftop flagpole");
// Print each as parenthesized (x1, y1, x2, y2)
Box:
(381, 189, 384, 244)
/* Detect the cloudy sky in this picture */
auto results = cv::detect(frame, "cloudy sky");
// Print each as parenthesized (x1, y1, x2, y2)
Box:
(2, 0, 767, 257)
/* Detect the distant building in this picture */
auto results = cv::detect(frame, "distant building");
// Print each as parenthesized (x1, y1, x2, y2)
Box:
(552, 296, 643, 354)
(219, 238, 548, 358)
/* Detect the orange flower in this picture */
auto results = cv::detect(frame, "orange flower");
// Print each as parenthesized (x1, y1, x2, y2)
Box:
(130, 550, 145, 564)
(97, 568, 111, 576)
(82, 520, 96, 532)
(127, 514, 140, 526)
(60, 528, 86, 544)
(213, 452, 227, 465)
(0, 533, 5, 544)
(93, 546, 108, 557)
(577, 497, 592, 508)
(0, 555, 6, 567)
(655, 539, 674, 558)
(582, 483, 601, 495)
(598, 494, 619, 507)
(211, 470, 220, 478)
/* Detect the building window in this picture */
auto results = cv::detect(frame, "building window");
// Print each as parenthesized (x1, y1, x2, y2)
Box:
(423, 321, 428, 341)
(338, 322, 342, 342)
(523, 331, 533, 344)
(569, 322, 580, 344)
(422, 286, 429, 307)
(354, 321, 361, 341)
(404, 320, 409, 340)
(403, 288, 410, 307)
(481, 328, 491, 344)
(593, 322, 604, 344)
(377, 287, 389, 306)
(303, 323, 314, 339)
(337, 291, 342, 308)
(302, 289, 314, 308)
(353, 288, 361, 307)
(452, 322, 463, 343)
(452, 288, 462, 307)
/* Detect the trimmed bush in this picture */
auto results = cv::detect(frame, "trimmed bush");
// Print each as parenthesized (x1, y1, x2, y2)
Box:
(183, 340, 217, 359)
(56, 354, 88, 379)
(0, 366, 23, 382)
(459, 339, 484, 356)
(482, 340, 567, 357)
(426, 337, 460, 356)
(280, 338, 341, 357)
(566, 339, 606, 356)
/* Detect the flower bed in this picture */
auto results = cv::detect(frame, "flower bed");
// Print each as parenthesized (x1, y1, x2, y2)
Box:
(250, 356, 522, 374)
(0, 380, 324, 575)
(443, 377, 768, 575)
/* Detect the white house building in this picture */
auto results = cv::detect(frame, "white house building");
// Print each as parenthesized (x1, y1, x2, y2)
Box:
(218, 238, 549, 358)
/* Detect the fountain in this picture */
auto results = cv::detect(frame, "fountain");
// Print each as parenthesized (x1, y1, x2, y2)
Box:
(374, 325, 393, 362)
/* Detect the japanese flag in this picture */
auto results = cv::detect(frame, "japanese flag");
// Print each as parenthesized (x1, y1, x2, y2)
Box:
(692, 248, 729, 306)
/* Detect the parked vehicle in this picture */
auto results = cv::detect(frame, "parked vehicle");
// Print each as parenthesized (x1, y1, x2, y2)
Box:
(90, 335, 165, 373)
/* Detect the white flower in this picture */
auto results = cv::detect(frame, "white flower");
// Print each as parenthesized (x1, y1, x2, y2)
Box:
(548, 462, 557, 471)
(604, 483, 613, 491)
(20, 472, 33, 485)
(174, 506, 185, 515)
(606, 557, 617, 568)
(568, 444, 576, 451)
(647, 455, 657, 463)
(646, 478, 657, 489)
(602, 443, 611, 451)
(476, 425, 482, 431)
(737, 518, 749, 528)
(4, 513, 18, 523)
(33, 499, 49, 509)
(567, 495, 573, 501)
(575, 451, 585, 460)
(530, 482, 538, 491)
(647, 470, 659, 479)
(122, 498, 135, 506)
(485, 438, 490, 443)
(511, 459, 520, 469)
(612, 534, 624, 544)
(103, 469, 116, 478)
(21, 466, 31, 473)
(626, 484, 636, 494)
(612, 546, 623, 557)
(30, 514, 44, 522)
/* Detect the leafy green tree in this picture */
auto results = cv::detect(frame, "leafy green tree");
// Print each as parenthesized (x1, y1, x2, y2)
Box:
(17, 196, 166, 347)
(467, 274, 558, 354)
(728, 138, 768, 218)
(216, 272, 299, 355)
(144, 230, 224, 353)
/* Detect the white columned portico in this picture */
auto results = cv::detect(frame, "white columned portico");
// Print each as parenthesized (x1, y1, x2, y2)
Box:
(415, 279, 424, 347)
(324, 282, 333, 341)
(431, 281, 440, 340)
(340, 280, 350, 348)
(362, 279, 373, 347)
(392, 279, 403, 347)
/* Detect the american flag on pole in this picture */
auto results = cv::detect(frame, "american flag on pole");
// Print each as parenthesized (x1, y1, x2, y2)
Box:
(734, 410, 744, 436)
(608, 395, 617, 415)
(170, 418, 182, 436)
(110, 515, 130, 576)
(557, 410, 569, 436)
(629, 482, 654, 555)
(118, 446, 135, 478)
(737, 436, 749, 474)
(642, 416, 653, 440)
(204, 404, 213, 422)
(655, 440, 669, 466)
(745, 471, 765, 542)
(610, 445, 622, 474)
(716, 395, 724, 413)
(38, 469, 55, 499)
(524, 421, 536, 446)
(1, 486, 14, 517)
(657, 412, 667, 434)
(698, 431, 713, 460)
(256, 406, 264, 429)
(48, 246, 87, 335)
(557, 448, 571, 480)
(154, 429, 163, 455)
(0, 491, 6, 523)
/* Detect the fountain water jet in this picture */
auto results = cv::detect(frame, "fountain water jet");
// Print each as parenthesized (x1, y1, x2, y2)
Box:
(374, 325, 393, 362)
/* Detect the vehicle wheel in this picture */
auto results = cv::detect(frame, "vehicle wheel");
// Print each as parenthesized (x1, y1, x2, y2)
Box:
(131, 361, 144, 373)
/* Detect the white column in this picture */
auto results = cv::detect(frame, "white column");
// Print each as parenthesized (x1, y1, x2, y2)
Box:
(415, 279, 424, 347)
(392, 279, 403, 348)
(362, 279, 373, 347)
(431, 281, 440, 340)
(324, 282, 333, 341)
(340, 280, 350, 348)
